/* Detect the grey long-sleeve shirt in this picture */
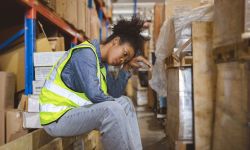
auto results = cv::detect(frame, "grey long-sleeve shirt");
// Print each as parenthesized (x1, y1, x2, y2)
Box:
(61, 40, 131, 103)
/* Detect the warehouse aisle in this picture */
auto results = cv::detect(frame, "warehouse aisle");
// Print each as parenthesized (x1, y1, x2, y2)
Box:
(136, 106, 167, 150)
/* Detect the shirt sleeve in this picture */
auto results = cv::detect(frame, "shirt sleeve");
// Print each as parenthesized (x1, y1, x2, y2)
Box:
(70, 48, 114, 103)
(106, 69, 132, 98)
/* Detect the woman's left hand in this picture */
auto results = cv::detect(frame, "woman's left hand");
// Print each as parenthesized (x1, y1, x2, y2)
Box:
(123, 56, 152, 71)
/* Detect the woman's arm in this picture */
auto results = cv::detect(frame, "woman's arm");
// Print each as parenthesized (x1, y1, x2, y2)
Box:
(106, 69, 131, 98)
(71, 48, 114, 103)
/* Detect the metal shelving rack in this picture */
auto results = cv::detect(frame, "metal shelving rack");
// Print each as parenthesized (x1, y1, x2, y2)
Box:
(0, 0, 110, 95)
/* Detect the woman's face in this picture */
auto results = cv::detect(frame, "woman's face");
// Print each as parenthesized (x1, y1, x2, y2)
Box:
(107, 40, 135, 66)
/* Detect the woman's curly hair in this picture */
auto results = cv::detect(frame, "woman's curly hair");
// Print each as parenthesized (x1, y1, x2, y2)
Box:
(104, 16, 146, 56)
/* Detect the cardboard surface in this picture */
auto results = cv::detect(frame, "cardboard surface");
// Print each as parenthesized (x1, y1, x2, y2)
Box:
(6, 110, 28, 143)
(35, 67, 52, 81)
(0, 111, 4, 146)
(0, 72, 15, 111)
(27, 95, 39, 113)
(34, 52, 65, 67)
(48, 37, 65, 51)
(23, 112, 42, 129)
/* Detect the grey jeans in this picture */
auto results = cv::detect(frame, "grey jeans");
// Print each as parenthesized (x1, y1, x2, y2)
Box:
(44, 96, 142, 150)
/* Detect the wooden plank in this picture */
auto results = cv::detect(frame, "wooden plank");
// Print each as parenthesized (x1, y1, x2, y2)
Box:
(38, 138, 63, 150)
(212, 62, 250, 150)
(165, 55, 192, 68)
(213, 42, 249, 63)
(192, 22, 215, 150)
(0, 129, 54, 150)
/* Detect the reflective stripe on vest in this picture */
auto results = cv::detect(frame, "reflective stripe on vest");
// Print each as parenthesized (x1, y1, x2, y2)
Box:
(43, 80, 93, 106)
(40, 104, 73, 113)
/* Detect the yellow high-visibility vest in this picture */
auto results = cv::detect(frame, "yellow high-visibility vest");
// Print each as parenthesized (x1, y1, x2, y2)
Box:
(39, 41, 107, 125)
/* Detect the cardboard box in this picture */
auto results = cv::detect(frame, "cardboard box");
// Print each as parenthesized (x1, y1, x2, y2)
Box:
(77, 0, 87, 32)
(34, 52, 65, 67)
(0, 111, 4, 145)
(55, 0, 78, 28)
(32, 80, 45, 95)
(23, 112, 42, 129)
(35, 67, 51, 81)
(27, 95, 39, 113)
(48, 37, 65, 51)
(36, 35, 53, 52)
(17, 95, 28, 112)
(0, 72, 15, 111)
(6, 110, 28, 143)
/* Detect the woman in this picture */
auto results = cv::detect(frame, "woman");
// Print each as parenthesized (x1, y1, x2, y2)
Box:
(39, 16, 151, 150)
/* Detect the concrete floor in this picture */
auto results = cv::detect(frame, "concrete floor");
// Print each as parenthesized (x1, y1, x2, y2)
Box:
(136, 106, 168, 150)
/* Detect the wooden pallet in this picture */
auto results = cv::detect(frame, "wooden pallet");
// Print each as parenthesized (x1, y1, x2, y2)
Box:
(167, 139, 193, 150)
(0, 129, 102, 150)
(213, 41, 250, 63)
(165, 55, 193, 68)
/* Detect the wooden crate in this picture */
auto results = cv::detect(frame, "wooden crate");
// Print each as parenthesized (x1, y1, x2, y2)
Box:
(213, 0, 245, 48)
(212, 62, 250, 150)
(166, 68, 193, 144)
(165, 55, 193, 68)
(168, 140, 193, 150)
(192, 22, 216, 150)
(213, 42, 250, 63)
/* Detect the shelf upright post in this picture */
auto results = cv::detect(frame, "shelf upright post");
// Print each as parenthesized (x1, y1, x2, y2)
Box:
(24, 3, 36, 95)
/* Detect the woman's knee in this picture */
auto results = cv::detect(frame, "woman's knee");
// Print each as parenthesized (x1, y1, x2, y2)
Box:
(102, 101, 125, 115)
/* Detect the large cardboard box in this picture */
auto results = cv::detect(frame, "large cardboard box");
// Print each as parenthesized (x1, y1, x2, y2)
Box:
(36, 35, 53, 52)
(0, 72, 15, 111)
(55, 0, 78, 28)
(6, 110, 28, 143)
(90, 8, 101, 40)
(48, 37, 65, 51)
(0, 111, 4, 146)
(77, 0, 87, 32)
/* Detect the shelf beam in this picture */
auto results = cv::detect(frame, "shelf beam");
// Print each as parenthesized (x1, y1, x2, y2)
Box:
(18, 0, 84, 42)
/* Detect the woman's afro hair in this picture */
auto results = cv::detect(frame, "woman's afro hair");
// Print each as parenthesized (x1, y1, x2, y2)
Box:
(104, 16, 146, 56)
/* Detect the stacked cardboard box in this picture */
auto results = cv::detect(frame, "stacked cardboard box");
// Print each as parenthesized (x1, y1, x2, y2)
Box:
(22, 51, 65, 129)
